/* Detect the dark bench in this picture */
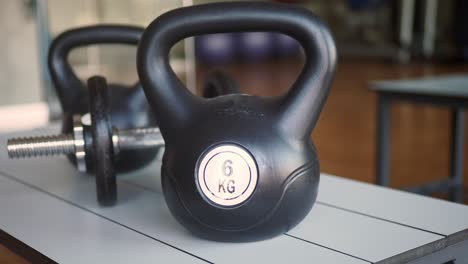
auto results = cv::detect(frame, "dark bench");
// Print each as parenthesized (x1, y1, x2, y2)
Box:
(370, 75, 468, 202)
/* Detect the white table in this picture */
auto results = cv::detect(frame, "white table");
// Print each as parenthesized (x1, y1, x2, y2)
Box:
(0, 126, 467, 264)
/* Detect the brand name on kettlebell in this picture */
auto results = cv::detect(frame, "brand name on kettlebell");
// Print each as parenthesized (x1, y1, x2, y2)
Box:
(215, 107, 265, 118)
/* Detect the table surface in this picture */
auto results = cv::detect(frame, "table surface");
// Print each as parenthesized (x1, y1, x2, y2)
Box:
(370, 74, 468, 98)
(1, 126, 468, 264)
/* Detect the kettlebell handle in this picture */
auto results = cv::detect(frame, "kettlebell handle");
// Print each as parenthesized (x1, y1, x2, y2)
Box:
(48, 25, 143, 111)
(137, 2, 336, 139)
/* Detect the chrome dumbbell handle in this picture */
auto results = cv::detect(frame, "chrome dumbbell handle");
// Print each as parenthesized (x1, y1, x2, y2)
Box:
(7, 115, 88, 171)
(7, 134, 76, 158)
(6, 115, 164, 173)
(112, 127, 163, 155)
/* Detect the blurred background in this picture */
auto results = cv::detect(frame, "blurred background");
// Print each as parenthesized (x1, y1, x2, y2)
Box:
(0, 0, 467, 205)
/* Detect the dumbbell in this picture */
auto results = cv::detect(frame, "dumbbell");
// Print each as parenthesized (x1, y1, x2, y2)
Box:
(48, 25, 158, 173)
(7, 71, 239, 205)
(137, 2, 336, 242)
(7, 76, 160, 205)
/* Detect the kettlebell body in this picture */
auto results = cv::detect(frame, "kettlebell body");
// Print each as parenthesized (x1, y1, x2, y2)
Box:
(48, 25, 157, 172)
(162, 96, 320, 241)
(138, 3, 336, 241)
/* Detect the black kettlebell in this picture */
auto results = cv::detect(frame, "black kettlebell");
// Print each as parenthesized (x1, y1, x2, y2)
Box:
(48, 25, 157, 172)
(137, 3, 336, 242)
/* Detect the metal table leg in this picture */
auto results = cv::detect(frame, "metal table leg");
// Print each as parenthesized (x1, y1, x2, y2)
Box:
(449, 109, 465, 202)
(376, 95, 391, 186)
(398, 0, 416, 63)
(422, 0, 438, 59)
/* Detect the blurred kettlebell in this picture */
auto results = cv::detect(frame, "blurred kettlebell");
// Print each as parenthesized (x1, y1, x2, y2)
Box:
(138, 3, 336, 242)
(48, 25, 157, 172)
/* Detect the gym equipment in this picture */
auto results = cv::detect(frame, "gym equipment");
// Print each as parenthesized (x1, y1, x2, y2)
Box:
(7, 71, 239, 205)
(194, 33, 236, 65)
(8, 76, 163, 205)
(273, 33, 301, 57)
(237, 32, 275, 61)
(137, 2, 336, 242)
(48, 25, 158, 173)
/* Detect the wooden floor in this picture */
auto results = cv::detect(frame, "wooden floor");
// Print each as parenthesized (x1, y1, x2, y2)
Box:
(197, 60, 468, 201)
(0, 244, 28, 264)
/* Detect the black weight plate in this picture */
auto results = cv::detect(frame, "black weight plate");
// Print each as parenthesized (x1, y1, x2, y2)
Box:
(88, 76, 117, 206)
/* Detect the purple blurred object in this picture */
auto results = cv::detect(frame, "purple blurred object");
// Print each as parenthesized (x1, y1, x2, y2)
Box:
(236, 32, 275, 62)
(272, 33, 301, 58)
(195, 33, 236, 65)
(348, 0, 385, 10)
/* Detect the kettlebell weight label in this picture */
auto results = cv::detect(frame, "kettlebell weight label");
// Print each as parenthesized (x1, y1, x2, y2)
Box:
(197, 144, 258, 207)
(218, 178, 235, 193)
(223, 160, 233, 177)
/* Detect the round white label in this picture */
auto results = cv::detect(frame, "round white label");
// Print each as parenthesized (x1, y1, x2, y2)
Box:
(197, 144, 258, 207)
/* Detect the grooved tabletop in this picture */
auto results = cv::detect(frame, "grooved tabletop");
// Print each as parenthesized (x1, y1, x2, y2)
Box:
(0, 126, 467, 264)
